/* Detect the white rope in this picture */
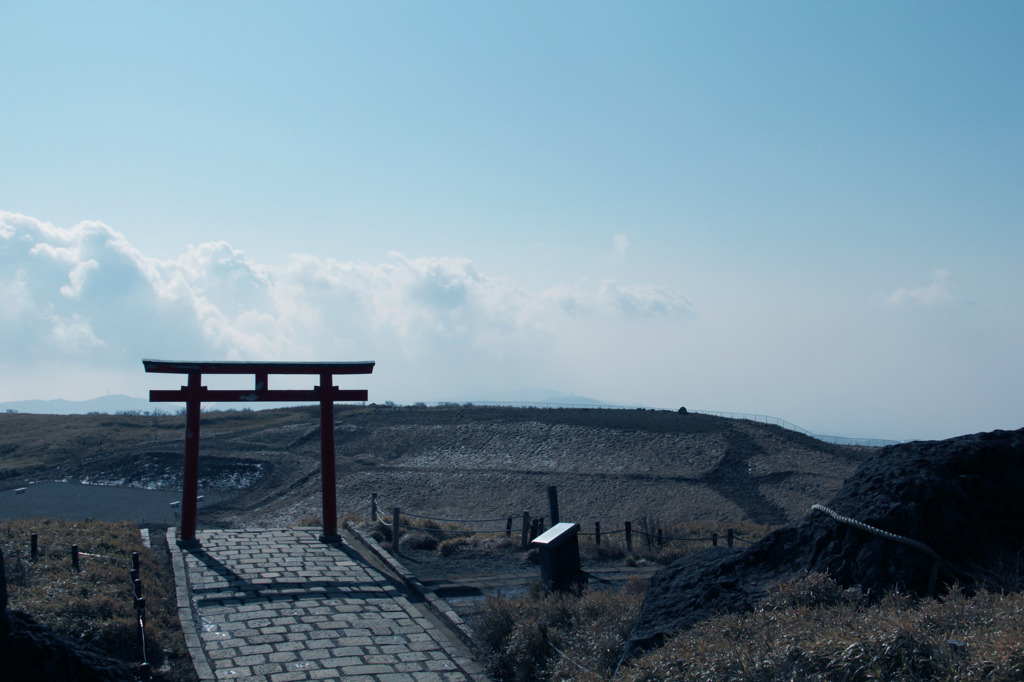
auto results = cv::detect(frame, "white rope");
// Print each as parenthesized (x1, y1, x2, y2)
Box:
(811, 504, 944, 563)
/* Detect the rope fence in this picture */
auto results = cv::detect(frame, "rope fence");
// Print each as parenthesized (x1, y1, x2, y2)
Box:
(369, 488, 760, 556)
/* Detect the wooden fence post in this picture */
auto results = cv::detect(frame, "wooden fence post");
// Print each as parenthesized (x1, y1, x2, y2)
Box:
(30, 533, 38, 559)
(657, 528, 663, 548)
(547, 485, 559, 526)
(505, 516, 513, 537)
(391, 507, 400, 553)
(71, 544, 79, 572)
(712, 532, 719, 547)
(521, 511, 531, 549)
(625, 522, 632, 555)
(595, 521, 601, 546)
(727, 528, 734, 548)
(371, 493, 378, 523)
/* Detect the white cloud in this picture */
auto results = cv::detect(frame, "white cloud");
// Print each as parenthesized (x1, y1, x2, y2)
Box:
(883, 270, 955, 307)
(61, 259, 99, 298)
(613, 233, 629, 258)
(0, 211, 696, 402)
(48, 313, 104, 352)
(597, 281, 694, 318)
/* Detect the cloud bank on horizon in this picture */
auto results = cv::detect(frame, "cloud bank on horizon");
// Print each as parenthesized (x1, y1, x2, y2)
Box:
(0, 210, 693, 403)
(2, 209, 1021, 443)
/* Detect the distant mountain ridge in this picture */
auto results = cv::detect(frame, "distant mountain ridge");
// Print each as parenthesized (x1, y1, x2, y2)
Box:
(0, 389, 631, 416)
(0, 395, 158, 415)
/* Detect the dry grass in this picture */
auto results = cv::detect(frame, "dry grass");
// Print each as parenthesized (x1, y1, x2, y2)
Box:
(622, 572, 1024, 681)
(476, 578, 648, 682)
(476, 571, 1024, 682)
(1, 518, 194, 681)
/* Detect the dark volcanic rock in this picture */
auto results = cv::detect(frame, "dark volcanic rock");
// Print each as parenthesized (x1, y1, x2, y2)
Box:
(625, 427, 1024, 658)
(0, 610, 134, 682)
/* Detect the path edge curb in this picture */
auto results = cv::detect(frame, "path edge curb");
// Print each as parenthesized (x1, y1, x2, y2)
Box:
(343, 521, 479, 652)
(166, 527, 215, 681)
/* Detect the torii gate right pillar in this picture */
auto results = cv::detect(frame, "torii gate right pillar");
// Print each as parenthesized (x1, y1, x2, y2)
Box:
(319, 373, 339, 541)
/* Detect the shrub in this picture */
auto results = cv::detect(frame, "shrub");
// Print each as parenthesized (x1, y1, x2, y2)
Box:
(476, 579, 645, 681)
(438, 536, 472, 557)
(400, 532, 439, 552)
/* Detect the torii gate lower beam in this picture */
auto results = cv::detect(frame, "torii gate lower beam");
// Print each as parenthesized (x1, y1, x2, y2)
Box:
(143, 359, 375, 545)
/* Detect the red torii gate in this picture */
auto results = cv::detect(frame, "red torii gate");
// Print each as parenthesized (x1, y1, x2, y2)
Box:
(143, 359, 375, 544)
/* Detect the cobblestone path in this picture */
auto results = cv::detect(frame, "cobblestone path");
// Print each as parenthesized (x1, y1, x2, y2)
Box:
(168, 528, 486, 682)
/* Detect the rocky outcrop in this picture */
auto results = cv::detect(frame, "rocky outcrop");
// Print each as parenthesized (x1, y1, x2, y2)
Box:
(625, 427, 1024, 658)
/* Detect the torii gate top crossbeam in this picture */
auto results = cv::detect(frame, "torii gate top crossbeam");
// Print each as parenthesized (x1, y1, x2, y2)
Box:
(143, 359, 375, 375)
(143, 359, 375, 404)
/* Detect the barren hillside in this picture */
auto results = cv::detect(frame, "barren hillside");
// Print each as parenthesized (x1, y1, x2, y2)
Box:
(0, 405, 874, 529)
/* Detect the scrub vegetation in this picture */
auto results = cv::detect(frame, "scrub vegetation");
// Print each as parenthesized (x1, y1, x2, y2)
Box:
(477, 572, 1024, 682)
(1, 518, 195, 681)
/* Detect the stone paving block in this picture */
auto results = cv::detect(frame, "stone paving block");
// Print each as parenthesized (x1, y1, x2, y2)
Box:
(268, 672, 308, 682)
(253, 663, 286, 675)
(267, 650, 299, 663)
(207, 648, 238, 661)
(399, 652, 430, 663)
(340, 663, 395, 676)
(395, 661, 428, 673)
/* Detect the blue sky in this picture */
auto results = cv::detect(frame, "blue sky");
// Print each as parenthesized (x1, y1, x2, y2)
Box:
(2, 2, 1022, 441)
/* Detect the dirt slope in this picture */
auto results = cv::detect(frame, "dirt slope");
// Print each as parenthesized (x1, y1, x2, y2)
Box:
(0, 406, 872, 530)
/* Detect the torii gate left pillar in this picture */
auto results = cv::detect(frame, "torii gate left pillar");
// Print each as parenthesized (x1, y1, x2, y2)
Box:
(143, 360, 374, 545)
